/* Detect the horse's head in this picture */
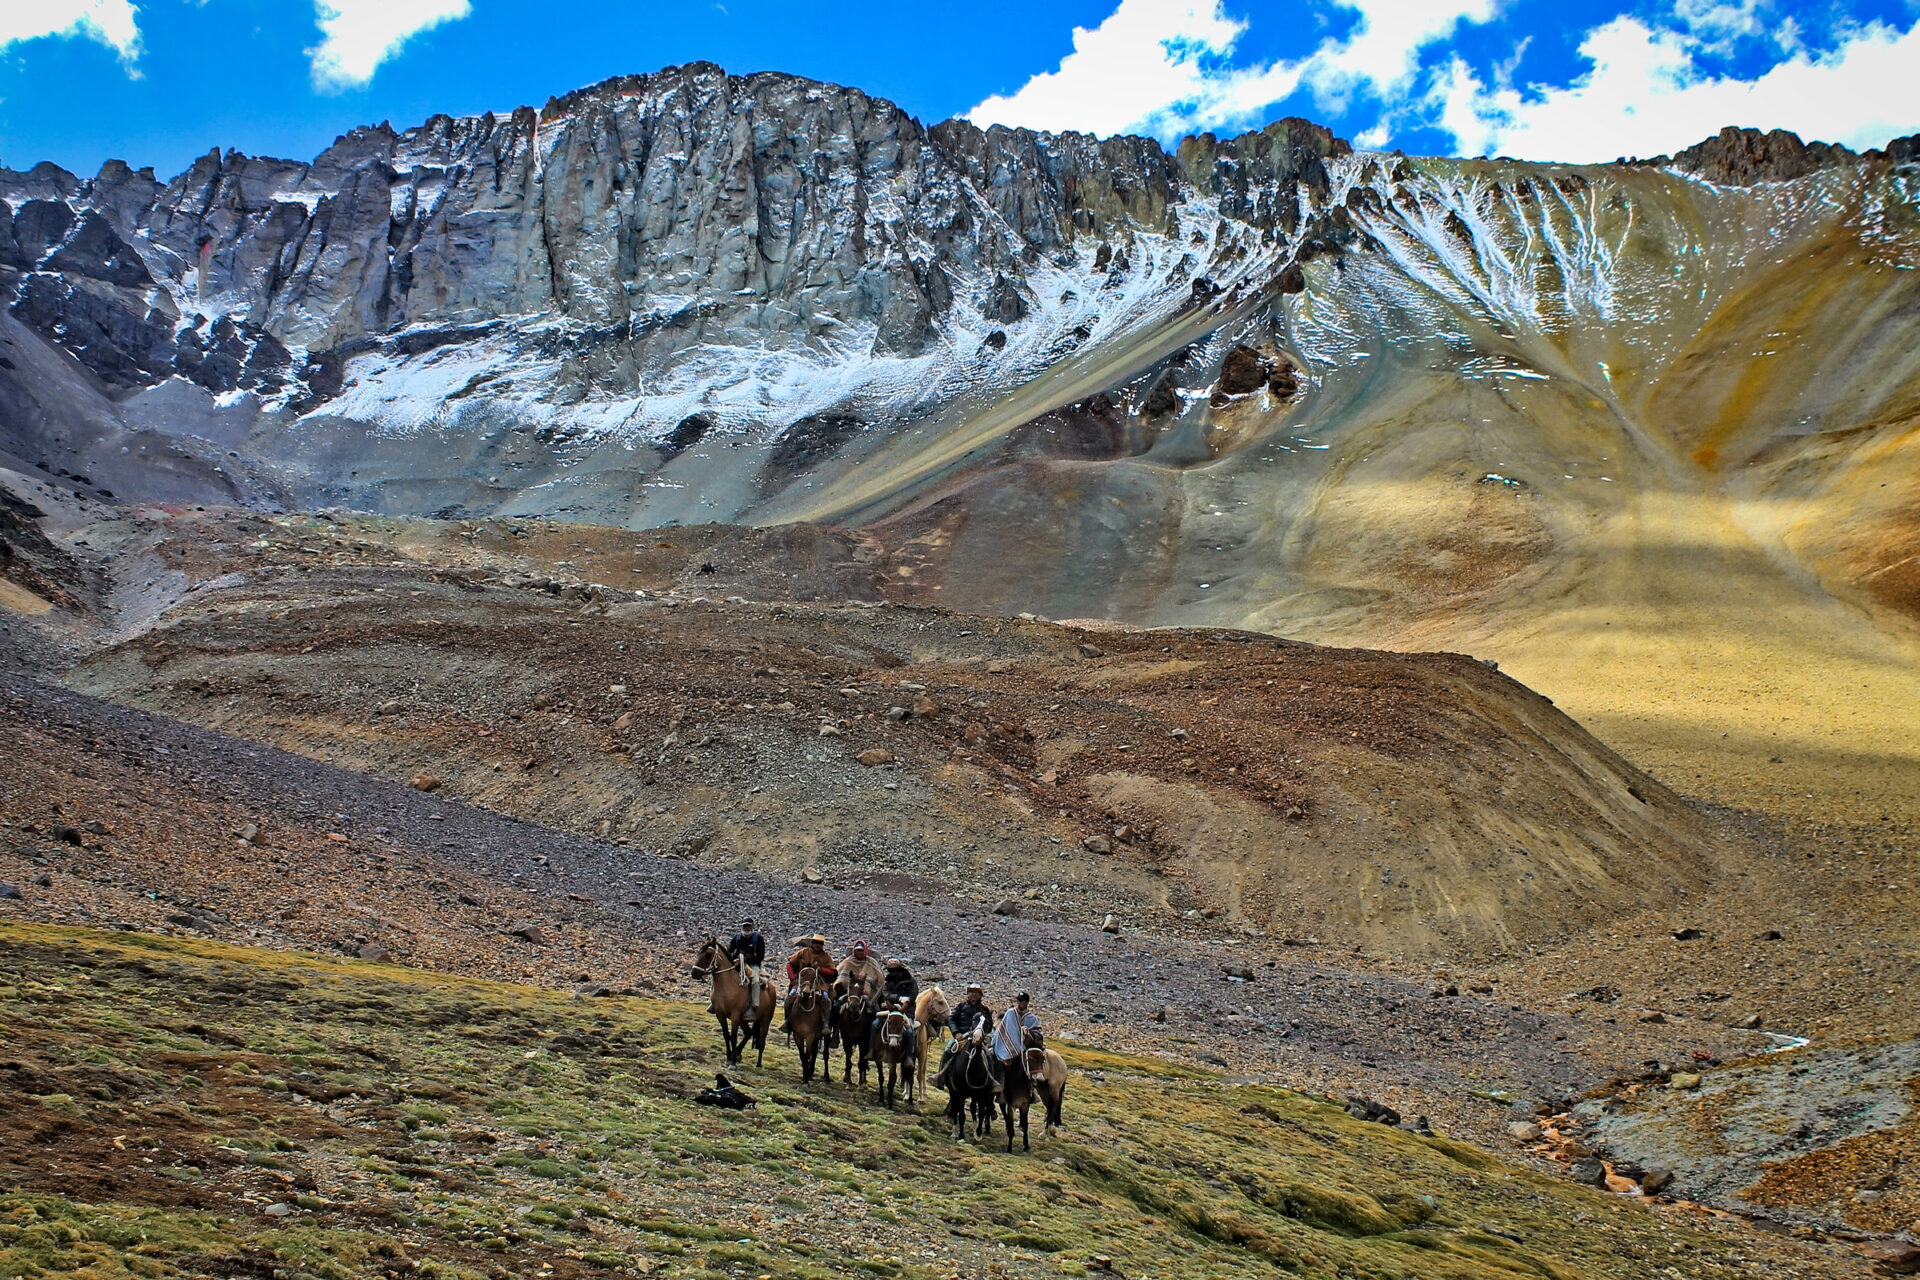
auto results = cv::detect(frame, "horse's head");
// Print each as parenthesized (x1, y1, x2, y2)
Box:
(1024, 1046, 1048, 1078)
(921, 986, 949, 1025)
(1023, 1024, 1045, 1050)
(796, 966, 819, 995)
(879, 1011, 909, 1049)
(689, 934, 720, 977)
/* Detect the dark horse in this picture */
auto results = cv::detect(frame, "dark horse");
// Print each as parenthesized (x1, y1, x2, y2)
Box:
(834, 982, 875, 1088)
(1001, 1026, 1046, 1152)
(871, 1001, 917, 1110)
(690, 935, 773, 1067)
(784, 966, 833, 1083)
(943, 1025, 998, 1142)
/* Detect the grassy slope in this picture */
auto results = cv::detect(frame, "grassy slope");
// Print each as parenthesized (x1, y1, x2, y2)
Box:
(2, 925, 1775, 1280)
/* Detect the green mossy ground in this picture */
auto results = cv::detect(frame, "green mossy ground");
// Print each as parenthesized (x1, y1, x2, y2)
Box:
(1, 924, 1744, 1279)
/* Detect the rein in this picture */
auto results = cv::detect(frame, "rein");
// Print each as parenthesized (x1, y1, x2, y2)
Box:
(962, 1042, 993, 1090)
(692, 945, 740, 981)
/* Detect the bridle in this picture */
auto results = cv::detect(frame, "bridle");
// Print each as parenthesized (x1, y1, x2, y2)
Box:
(691, 940, 739, 980)
(791, 967, 824, 1011)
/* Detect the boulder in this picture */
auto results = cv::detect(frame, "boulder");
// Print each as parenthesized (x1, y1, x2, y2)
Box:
(1217, 344, 1269, 396)
(1570, 1157, 1608, 1186)
(1101, 914, 1120, 934)
(1508, 1122, 1542, 1143)
(1083, 835, 1112, 855)
(856, 749, 895, 766)
(993, 899, 1021, 917)
(1639, 1167, 1673, 1194)
(506, 921, 546, 945)
(356, 943, 391, 962)
(410, 774, 442, 792)
(1669, 1072, 1702, 1089)
(1861, 1240, 1920, 1275)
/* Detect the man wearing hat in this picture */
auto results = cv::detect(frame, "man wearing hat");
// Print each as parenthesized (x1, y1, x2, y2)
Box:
(933, 982, 993, 1088)
(784, 933, 836, 991)
(835, 939, 885, 1002)
(723, 917, 767, 1008)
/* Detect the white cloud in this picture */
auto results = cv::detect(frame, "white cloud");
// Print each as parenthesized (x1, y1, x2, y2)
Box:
(1308, 0, 1496, 107)
(0, 0, 141, 64)
(309, 0, 471, 92)
(967, 0, 1493, 140)
(966, 0, 1253, 137)
(1432, 14, 1920, 162)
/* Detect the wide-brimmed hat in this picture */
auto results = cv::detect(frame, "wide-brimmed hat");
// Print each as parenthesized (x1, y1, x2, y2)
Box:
(966, 982, 984, 993)
(810, 933, 827, 945)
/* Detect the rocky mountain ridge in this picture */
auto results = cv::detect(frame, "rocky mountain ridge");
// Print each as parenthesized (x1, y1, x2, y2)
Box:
(7, 62, 1913, 527)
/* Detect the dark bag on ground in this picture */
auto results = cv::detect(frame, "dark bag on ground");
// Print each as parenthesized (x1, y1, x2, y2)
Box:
(693, 1074, 756, 1110)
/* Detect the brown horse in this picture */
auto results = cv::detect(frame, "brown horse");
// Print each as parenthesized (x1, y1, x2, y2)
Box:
(872, 1001, 917, 1110)
(834, 981, 875, 1088)
(1027, 1042, 1068, 1136)
(784, 966, 832, 1084)
(913, 986, 949, 1101)
(691, 935, 774, 1067)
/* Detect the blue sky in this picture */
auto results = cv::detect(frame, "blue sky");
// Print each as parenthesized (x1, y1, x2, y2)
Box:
(4, 0, 1919, 179)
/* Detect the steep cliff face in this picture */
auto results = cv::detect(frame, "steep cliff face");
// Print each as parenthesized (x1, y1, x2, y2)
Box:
(0, 63, 1350, 522)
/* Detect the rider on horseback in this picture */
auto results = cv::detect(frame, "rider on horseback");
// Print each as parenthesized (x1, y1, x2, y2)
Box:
(782, 934, 836, 1031)
(786, 934, 837, 985)
(835, 940, 884, 1000)
(724, 917, 767, 1012)
(871, 956, 920, 1055)
(834, 939, 885, 1030)
(932, 983, 993, 1088)
(993, 992, 1041, 1086)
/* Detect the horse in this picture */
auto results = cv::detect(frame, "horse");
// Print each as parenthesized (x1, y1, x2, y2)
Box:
(834, 981, 876, 1088)
(784, 966, 832, 1084)
(690, 935, 774, 1068)
(1027, 1040, 1068, 1136)
(913, 986, 949, 1101)
(943, 1025, 998, 1142)
(1000, 1027, 1041, 1153)
(871, 1001, 916, 1110)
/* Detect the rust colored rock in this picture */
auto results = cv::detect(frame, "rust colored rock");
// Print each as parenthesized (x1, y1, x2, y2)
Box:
(410, 774, 442, 792)
(856, 749, 895, 766)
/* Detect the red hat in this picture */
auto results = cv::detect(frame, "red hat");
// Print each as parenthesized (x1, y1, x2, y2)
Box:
(852, 940, 869, 953)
